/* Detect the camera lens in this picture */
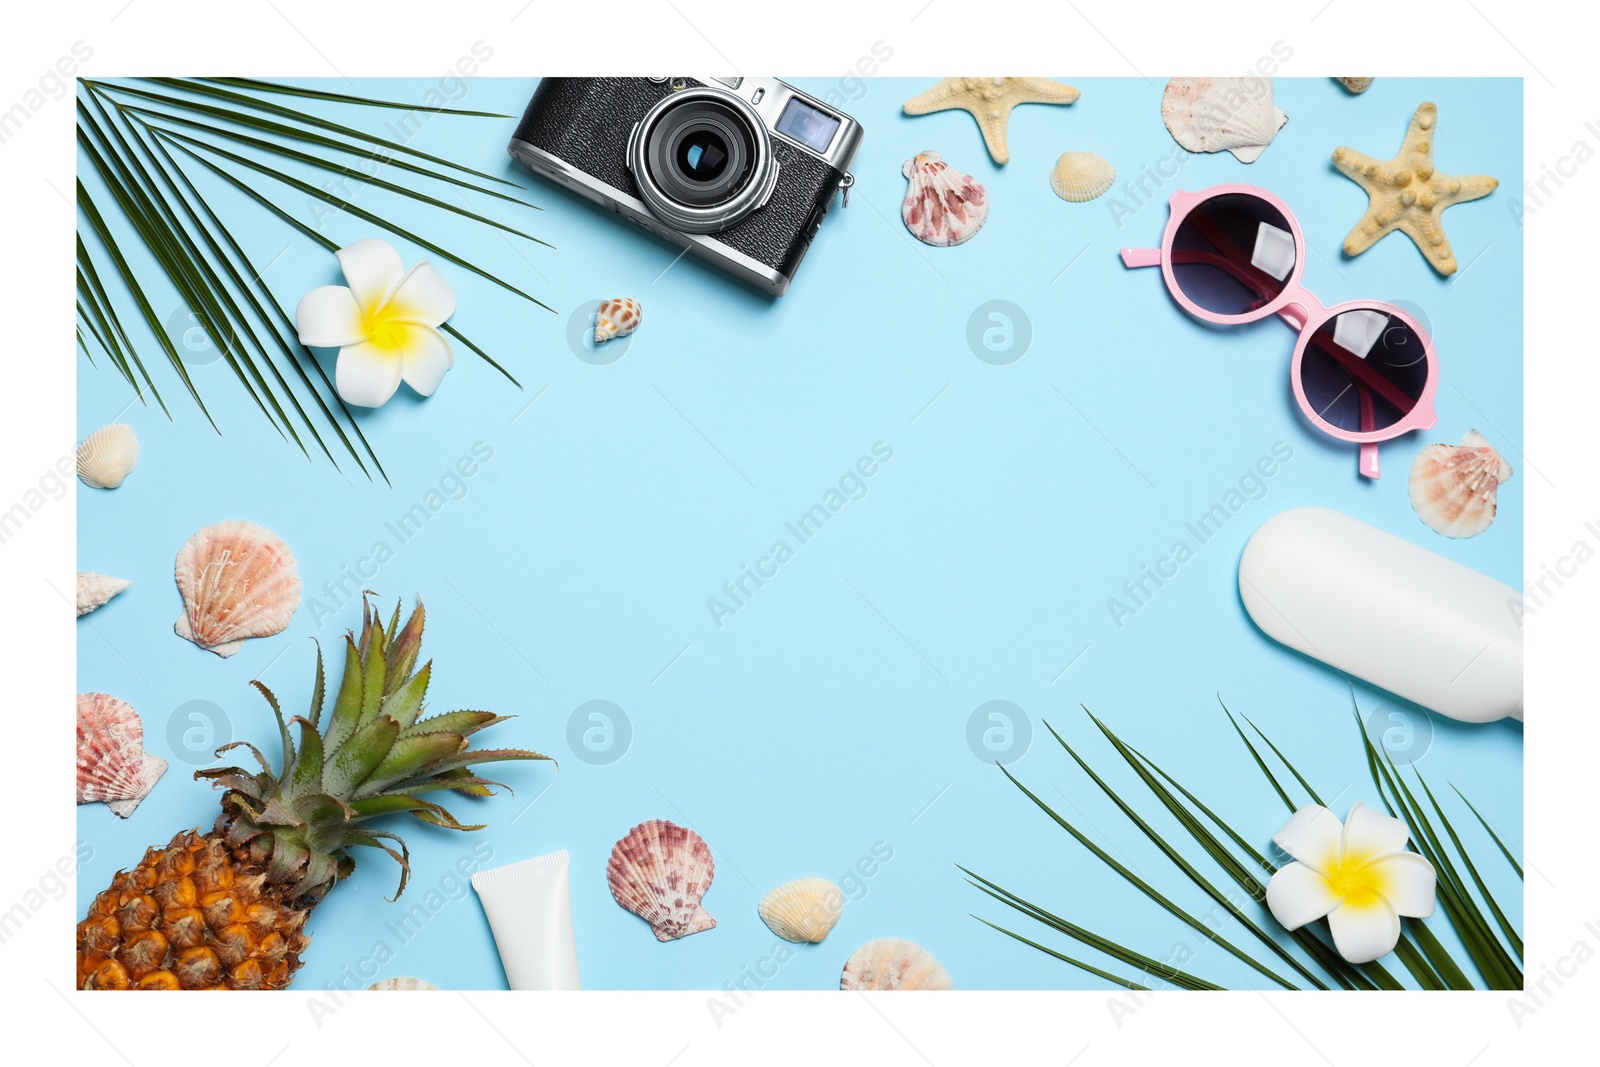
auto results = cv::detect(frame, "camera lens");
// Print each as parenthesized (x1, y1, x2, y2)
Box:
(629, 87, 775, 232)
(676, 130, 729, 182)
(646, 99, 755, 208)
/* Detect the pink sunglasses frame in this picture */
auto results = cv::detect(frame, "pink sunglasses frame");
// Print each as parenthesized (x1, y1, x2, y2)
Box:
(1120, 184, 1439, 479)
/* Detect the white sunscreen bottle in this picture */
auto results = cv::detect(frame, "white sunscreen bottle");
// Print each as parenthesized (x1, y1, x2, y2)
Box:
(471, 849, 582, 989)
(1238, 507, 1522, 724)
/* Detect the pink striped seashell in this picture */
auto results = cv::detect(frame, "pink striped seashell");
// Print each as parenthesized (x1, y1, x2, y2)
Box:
(77, 693, 168, 818)
(1409, 430, 1513, 538)
(840, 938, 953, 990)
(174, 520, 301, 657)
(900, 151, 988, 247)
(606, 819, 716, 942)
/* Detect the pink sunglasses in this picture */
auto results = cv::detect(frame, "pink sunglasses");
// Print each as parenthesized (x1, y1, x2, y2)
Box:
(1121, 185, 1438, 478)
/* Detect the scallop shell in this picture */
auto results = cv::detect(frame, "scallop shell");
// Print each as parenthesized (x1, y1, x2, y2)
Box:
(840, 938, 952, 990)
(900, 151, 988, 247)
(174, 520, 301, 657)
(77, 572, 132, 617)
(1049, 151, 1116, 203)
(366, 976, 437, 991)
(759, 877, 843, 943)
(594, 297, 641, 343)
(606, 819, 716, 941)
(76, 423, 140, 489)
(77, 693, 168, 818)
(1337, 77, 1374, 94)
(1409, 430, 1513, 538)
(1161, 77, 1288, 163)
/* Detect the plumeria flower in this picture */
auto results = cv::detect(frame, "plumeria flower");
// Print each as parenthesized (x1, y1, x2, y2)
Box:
(295, 238, 457, 408)
(1265, 802, 1437, 964)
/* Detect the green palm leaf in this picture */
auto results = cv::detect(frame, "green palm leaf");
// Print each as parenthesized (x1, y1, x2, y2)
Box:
(971, 700, 1523, 991)
(76, 77, 548, 478)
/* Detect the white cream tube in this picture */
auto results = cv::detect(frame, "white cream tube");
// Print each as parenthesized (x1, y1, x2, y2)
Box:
(471, 849, 582, 990)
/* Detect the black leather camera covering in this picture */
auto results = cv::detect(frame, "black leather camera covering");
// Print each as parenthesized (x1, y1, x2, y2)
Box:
(512, 78, 844, 281)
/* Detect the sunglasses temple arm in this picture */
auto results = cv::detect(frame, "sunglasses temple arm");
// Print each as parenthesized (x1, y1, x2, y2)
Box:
(1358, 388, 1380, 479)
(1359, 443, 1381, 479)
(1120, 248, 1161, 268)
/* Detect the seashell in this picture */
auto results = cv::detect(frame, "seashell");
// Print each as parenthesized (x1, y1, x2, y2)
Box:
(1049, 151, 1116, 203)
(606, 819, 716, 941)
(366, 976, 437, 991)
(76, 423, 140, 489)
(594, 297, 641, 344)
(1161, 77, 1288, 164)
(1338, 77, 1375, 94)
(174, 520, 301, 657)
(77, 572, 132, 617)
(900, 151, 988, 247)
(759, 877, 843, 943)
(1409, 430, 1513, 538)
(77, 692, 168, 818)
(840, 938, 952, 990)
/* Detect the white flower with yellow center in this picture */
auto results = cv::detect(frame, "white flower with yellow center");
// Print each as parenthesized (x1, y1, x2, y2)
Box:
(295, 238, 457, 408)
(1265, 802, 1437, 964)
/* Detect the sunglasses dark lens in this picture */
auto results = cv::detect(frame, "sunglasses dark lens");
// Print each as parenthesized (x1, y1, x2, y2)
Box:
(1170, 193, 1296, 316)
(1298, 309, 1429, 433)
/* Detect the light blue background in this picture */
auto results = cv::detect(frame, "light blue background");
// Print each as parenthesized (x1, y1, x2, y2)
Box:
(77, 76, 1523, 992)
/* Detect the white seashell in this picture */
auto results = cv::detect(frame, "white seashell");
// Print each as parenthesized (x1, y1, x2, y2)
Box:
(366, 976, 437, 991)
(1161, 77, 1288, 163)
(594, 297, 641, 343)
(840, 938, 952, 990)
(1049, 151, 1117, 203)
(77, 572, 132, 617)
(901, 151, 989, 247)
(1337, 77, 1374, 94)
(606, 819, 716, 941)
(1409, 430, 1513, 538)
(174, 520, 301, 657)
(76, 424, 140, 489)
(759, 878, 843, 943)
(77, 692, 168, 818)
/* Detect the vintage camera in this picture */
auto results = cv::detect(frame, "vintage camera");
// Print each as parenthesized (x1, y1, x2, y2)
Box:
(509, 77, 862, 296)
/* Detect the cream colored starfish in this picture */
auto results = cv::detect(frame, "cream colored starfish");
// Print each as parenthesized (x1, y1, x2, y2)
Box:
(1332, 102, 1498, 276)
(903, 78, 1080, 164)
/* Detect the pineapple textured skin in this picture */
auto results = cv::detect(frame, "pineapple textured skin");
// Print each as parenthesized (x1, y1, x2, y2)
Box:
(76, 596, 551, 990)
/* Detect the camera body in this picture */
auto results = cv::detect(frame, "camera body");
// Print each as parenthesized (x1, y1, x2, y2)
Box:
(509, 78, 862, 296)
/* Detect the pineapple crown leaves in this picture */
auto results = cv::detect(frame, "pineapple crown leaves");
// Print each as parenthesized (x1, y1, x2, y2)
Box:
(197, 595, 553, 901)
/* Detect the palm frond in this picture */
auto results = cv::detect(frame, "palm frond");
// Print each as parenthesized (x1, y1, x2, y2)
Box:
(970, 699, 1523, 990)
(76, 77, 549, 478)
(199, 77, 514, 119)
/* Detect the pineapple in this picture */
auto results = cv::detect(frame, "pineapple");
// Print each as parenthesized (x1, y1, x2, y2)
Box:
(77, 596, 549, 990)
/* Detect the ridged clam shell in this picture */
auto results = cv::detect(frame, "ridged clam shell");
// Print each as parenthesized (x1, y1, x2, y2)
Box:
(1409, 430, 1513, 538)
(77, 572, 131, 617)
(1338, 77, 1374, 94)
(1049, 151, 1116, 202)
(595, 297, 641, 343)
(77, 692, 167, 818)
(606, 819, 716, 941)
(174, 520, 301, 657)
(840, 938, 952, 990)
(759, 877, 843, 943)
(366, 976, 437, 991)
(1161, 77, 1288, 163)
(901, 151, 988, 247)
(76, 423, 139, 489)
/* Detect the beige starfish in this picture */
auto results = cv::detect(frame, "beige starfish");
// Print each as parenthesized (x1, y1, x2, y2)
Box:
(1332, 102, 1498, 276)
(903, 78, 1080, 165)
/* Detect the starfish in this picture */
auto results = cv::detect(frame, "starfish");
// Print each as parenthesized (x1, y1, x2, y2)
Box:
(903, 78, 1080, 165)
(1332, 102, 1498, 276)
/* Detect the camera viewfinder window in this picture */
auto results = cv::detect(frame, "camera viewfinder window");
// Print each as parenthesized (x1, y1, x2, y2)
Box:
(775, 97, 840, 152)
